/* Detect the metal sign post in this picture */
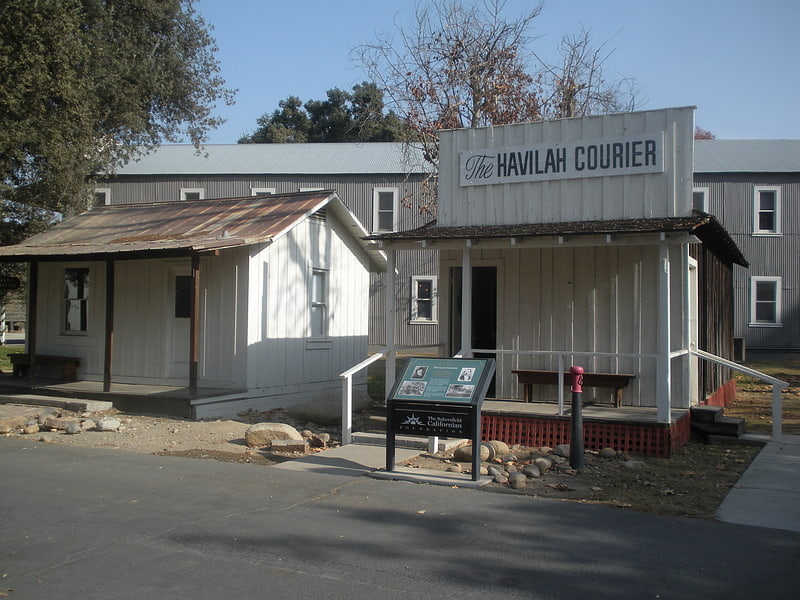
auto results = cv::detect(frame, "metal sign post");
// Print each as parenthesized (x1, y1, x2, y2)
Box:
(386, 357, 495, 482)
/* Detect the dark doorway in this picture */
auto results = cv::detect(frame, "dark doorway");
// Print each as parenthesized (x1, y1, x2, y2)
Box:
(450, 266, 497, 396)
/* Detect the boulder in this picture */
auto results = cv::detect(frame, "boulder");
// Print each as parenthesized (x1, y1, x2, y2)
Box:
(509, 472, 527, 489)
(244, 422, 303, 448)
(42, 416, 79, 431)
(486, 440, 510, 457)
(523, 464, 541, 478)
(553, 444, 571, 458)
(65, 422, 82, 435)
(599, 447, 617, 459)
(453, 443, 491, 462)
(96, 417, 121, 432)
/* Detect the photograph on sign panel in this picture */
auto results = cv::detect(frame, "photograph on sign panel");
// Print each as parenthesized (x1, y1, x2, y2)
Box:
(457, 367, 475, 382)
(398, 381, 426, 396)
(445, 384, 474, 399)
(411, 366, 428, 380)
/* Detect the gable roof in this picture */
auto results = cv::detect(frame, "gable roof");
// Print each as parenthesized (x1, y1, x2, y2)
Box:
(114, 142, 429, 176)
(694, 139, 800, 173)
(0, 191, 386, 270)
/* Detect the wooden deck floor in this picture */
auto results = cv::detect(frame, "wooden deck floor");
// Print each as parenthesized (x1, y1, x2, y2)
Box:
(483, 400, 687, 424)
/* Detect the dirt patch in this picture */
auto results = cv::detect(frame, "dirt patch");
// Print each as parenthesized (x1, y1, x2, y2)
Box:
(403, 442, 760, 519)
(2, 405, 761, 519)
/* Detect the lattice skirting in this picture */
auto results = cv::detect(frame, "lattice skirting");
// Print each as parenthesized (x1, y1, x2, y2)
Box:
(481, 411, 691, 458)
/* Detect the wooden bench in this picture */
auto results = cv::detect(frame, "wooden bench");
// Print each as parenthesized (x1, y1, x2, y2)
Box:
(10, 354, 80, 380)
(511, 369, 636, 407)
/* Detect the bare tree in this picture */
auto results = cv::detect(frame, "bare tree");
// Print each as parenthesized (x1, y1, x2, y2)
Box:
(354, 0, 543, 212)
(536, 27, 639, 119)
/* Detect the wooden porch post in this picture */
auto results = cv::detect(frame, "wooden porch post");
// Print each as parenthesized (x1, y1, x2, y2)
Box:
(189, 253, 200, 397)
(460, 244, 472, 358)
(657, 243, 672, 424)
(26, 261, 38, 387)
(103, 260, 115, 392)
(385, 248, 396, 399)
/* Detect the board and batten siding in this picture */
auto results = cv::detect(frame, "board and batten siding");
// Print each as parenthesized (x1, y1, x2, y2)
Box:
(34, 253, 249, 387)
(697, 173, 800, 349)
(246, 211, 370, 396)
(104, 172, 438, 348)
(439, 242, 692, 408)
(438, 107, 695, 227)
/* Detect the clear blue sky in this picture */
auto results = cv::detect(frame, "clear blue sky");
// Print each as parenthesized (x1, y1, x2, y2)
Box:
(194, 0, 799, 144)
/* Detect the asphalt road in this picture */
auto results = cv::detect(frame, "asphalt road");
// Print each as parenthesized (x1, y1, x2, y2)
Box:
(1, 438, 798, 599)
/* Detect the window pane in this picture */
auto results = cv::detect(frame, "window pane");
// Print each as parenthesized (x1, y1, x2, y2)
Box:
(64, 300, 87, 331)
(759, 191, 775, 211)
(65, 268, 89, 299)
(175, 275, 192, 318)
(312, 271, 325, 302)
(758, 212, 774, 231)
(755, 281, 775, 301)
(692, 191, 705, 212)
(416, 280, 432, 300)
(378, 191, 395, 210)
(755, 302, 776, 322)
(416, 299, 432, 320)
(311, 306, 325, 337)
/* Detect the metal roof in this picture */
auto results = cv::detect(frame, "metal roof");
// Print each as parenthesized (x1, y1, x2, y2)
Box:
(0, 191, 386, 270)
(370, 214, 748, 267)
(115, 142, 429, 176)
(694, 139, 800, 173)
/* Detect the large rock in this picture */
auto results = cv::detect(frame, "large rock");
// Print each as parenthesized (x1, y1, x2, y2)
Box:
(96, 417, 121, 432)
(244, 422, 303, 448)
(453, 443, 491, 463)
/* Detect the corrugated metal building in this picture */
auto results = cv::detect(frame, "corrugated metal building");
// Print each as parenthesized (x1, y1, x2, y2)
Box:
(694, 140, 800, 352)
(101, 143, 438, 350)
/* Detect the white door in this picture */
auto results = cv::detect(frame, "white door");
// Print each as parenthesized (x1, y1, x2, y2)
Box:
(166, 266, 191, 380)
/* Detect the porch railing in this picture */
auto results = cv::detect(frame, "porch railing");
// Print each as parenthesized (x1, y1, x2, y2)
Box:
(340, 346, 791, 445)
(693, 348, 789, 438)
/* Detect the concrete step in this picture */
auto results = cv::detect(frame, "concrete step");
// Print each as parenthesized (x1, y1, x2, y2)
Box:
(351, 431, 467, 453)
(0, 394, 113, 413)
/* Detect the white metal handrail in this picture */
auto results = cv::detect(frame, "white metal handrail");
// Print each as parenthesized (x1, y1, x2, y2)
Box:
(693, 348, 789, 438)
(339, 348, 388, 445)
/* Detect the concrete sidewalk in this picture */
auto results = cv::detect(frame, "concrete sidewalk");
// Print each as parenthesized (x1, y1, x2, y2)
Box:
(716, 434, 800, 532)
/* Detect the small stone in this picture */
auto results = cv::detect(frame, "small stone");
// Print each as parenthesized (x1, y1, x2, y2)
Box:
(534, 457, 552, 473)
(22, 424, 40, 435)
(623, 460, 644, 469)
(269, 439, 308, 453)
(479, 466, 489, 476)
(0, 425, 11, 434)
(599, 447, 617, 459)
(43, 417, 78, 431)
(509, 472, 527, 489)
(309, 432, 330, 448)
(487, 440, 510, 457)
(300, 429, 313, 439)
(446, 463, 463, 473)
(81, 420, 96, 432)
(553, 444, 571, 458)
(65, 422, 82, 435)
(487, 465, 508, 479)
(523, 464, 541, 478)
(502, 453, 518, 463)
(493, 474, 509, 484)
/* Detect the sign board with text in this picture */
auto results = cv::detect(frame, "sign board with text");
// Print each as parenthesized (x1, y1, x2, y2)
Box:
(386, 357, 495, 481)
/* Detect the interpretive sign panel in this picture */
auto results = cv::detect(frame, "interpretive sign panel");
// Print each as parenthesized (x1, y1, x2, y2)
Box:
(390, 357, 492, 404)
(386, 357, 495, 481)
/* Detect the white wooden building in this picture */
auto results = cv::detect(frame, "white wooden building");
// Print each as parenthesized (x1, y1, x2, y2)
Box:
(0, 191, 385, 420)
(372, 107, 747, 443)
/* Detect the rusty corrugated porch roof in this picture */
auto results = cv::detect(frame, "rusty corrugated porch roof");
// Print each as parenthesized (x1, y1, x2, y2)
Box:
(0, 191, 385, 270)
(368, 213, 748, 267)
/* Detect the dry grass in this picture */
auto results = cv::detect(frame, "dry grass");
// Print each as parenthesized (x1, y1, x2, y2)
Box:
(727, 357, 800, 435)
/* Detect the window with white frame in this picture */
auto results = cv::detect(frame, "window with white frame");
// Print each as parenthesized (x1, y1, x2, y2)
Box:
(93, 188, 111, 207)
(411, 276, 438, 323)
(750, 276, 782, 327)
(64, 267, 89, 333)
(310, 269, 328, 337)
(180, 188, 205, 201)
(373, 187, 399, 233)
(251, 187, 276, 196)
(692, 187, 708, 213)
(753, 186, 781, 235)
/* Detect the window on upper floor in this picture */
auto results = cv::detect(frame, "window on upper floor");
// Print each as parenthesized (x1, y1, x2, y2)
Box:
(410, 276, 438, 324)
(750, 276, 782, 327)
(753, 186, 781, 235)
(373, 187, 399, 233)
(692, 187, 708, 213)
(180, 188, 205, 201)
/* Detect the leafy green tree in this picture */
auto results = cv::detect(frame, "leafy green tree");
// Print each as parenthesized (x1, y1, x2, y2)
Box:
(0, 0, 234, 242)
(239, 83, 404, 144)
